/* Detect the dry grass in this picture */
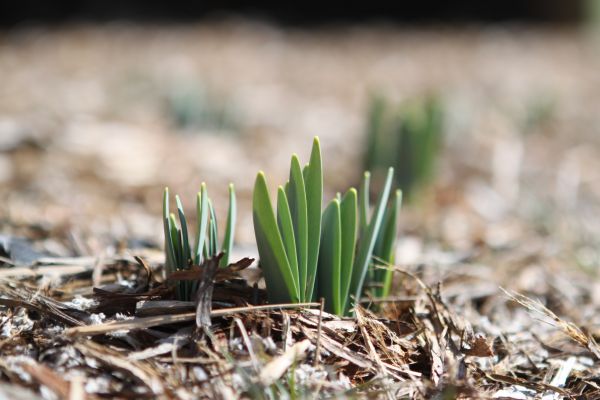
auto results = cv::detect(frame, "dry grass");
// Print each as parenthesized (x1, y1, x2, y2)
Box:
(0, 250, 599, 398)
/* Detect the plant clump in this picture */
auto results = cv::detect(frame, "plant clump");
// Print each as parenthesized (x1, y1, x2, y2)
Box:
(253, 137, 402, 316)
(163, 183, 236, 301)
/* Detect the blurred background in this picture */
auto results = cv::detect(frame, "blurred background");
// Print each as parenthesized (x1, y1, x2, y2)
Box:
(3, 1, 600, 276)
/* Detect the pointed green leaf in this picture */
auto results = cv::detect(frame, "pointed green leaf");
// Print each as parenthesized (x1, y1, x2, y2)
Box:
(348, 167, 394, 313)
(207, 198, 218, 257)
(317, 199, 342, 315)
(277, 186, 299, 288)
(175, 195, 191, 266)
(253, 172, 300, 303)
(304, 137, 322, 301)
(339, 188, 357, 312)
(219, 183, 236, 267)
(169, 213, 182, 268)
(170, 212, 185, 300)
(287, 155, 308, 301)
(194, 183, 209, 264)
(163, 188, 176, 274)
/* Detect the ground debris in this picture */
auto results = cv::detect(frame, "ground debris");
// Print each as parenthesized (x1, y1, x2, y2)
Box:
(0, 251, 599, 398)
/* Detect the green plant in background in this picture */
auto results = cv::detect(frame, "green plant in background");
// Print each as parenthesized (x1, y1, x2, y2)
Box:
(163, 183, 236, 301)
(365, 94, 443, 200)
(166, 82, 239, 133)
(585, 0, 600, 31)
(253, 137, 401, 316)
(522, 93, 557, 134)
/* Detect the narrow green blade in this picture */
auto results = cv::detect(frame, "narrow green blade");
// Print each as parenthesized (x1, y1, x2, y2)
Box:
(207, 198, 218, 257)
(169, 213, 182, 268)
(277, 186, 299, 289)
(169, 213, 185, 300)
(163, 188, 176, 275)
(373, 189, 402, 298)
(317, 199, 342, 315)
(219, 183, 236, 267)
(253, 172, 300, 303)
(348, 167, 394, 314)
(339, 188, 357, 312)
(194, 183, 209, 265)
(175, 195, 191, 267)
(287, 155, 308, 301)
(304, 137, 323, 301)
(359, 171, 371, 235)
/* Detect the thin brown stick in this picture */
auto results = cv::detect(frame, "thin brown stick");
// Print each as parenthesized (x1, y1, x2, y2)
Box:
(234, 317, 259, 372)
(66, 302, 320, 336)
(314, 297, 324, 368)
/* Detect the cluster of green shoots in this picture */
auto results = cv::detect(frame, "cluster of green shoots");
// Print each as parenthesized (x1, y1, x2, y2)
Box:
(365, 94, 443, 200)
(253, 138, 401, 316)
(163, 183, 236, 301)
(163, 137, 401, 317)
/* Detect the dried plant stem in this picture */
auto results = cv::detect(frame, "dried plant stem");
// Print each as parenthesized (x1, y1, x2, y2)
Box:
(66, 302, 320, 336)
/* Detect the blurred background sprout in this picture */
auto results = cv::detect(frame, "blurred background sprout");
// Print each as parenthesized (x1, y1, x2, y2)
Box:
(364, 94, 444, 201)
(166, 81, 240, 134)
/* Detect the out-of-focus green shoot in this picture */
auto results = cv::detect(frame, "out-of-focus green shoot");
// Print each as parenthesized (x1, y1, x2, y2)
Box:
(365, 94, 443, 201)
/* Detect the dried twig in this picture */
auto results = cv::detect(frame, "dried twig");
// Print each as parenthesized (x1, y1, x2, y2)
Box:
(314, 297, 324, 368)
(66, 302, 320, 336)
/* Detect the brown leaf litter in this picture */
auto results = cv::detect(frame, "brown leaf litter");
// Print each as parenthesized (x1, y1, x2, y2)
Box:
(1, 250, 600, 399)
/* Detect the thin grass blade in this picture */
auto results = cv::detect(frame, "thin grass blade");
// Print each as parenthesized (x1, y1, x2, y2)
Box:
(163, 188, 176, 275)
(194, 183, 209, 264)
(175, 195, 191, 265)
(219, 183, 237, 267)
(169, 213, 182, 268)
(207, 198, 218, 257)
(348, 167, 394, 313)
